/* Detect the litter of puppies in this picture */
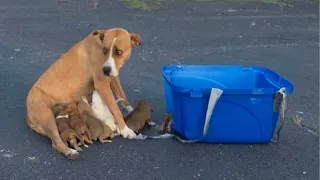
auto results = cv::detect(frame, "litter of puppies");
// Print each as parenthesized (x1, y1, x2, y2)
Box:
(51, 96, 157, 154)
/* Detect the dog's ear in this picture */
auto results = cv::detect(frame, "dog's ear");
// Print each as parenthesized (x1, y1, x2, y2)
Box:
(130, 33, 141, 48)
(92, 30, 105, 42)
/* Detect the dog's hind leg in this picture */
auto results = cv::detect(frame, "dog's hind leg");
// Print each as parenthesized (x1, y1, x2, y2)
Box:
(26, 88, 79, 160)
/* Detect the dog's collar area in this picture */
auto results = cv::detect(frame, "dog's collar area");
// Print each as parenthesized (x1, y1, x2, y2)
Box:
(56, 114, 69, 119)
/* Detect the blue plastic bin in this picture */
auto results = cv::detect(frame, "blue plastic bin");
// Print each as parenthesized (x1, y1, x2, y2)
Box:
(162, 65, 294, 143)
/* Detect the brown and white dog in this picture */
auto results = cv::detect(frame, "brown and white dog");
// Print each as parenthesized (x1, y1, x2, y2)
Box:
(26, 28, 141, 160)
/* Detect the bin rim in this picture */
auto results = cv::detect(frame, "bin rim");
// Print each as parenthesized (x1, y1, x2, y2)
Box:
(162, 64, 294, 96)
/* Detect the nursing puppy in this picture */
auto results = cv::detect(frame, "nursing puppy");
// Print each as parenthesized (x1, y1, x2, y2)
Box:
(66, 102, 93, 145)
(26, 28, 141, 160)
(52, 104, 84, 152)
(124, 100, 155, 133)
(78, 96, 118, 143)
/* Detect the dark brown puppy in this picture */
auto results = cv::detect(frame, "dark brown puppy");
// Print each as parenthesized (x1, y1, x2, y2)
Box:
(124, 100, 155, 133)
(66, 102, 93, 144)
(77, 96, 118, 143)
(160, 113, 173, 133)
(52, 104, 84, 152)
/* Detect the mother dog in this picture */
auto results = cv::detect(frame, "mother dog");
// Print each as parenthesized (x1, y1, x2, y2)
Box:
(26, 28, 141, 160)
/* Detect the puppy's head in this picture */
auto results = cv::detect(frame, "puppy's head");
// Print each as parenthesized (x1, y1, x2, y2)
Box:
(91, 28, 141, 77)
(136, 100, 149, 109)
(65, 102, 78, 113)
(52, 104, 68, 117)
(136, 100, 152, 114)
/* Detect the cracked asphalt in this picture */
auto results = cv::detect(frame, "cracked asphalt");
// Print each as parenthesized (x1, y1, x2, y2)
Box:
(0, 0, 318, 179)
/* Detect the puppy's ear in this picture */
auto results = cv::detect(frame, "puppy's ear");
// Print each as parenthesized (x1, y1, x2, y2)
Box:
(92, 30, 105, 42)
(130, 33, 142, 48)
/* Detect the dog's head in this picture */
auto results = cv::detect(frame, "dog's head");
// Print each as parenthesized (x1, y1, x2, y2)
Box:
(91, 28, 141, 77)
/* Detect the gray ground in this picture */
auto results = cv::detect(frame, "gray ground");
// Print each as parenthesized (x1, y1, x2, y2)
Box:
(0, 0, 318, 179)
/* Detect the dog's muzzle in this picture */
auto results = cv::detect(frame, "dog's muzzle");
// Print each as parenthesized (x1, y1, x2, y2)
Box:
(102, 66, 111, 76)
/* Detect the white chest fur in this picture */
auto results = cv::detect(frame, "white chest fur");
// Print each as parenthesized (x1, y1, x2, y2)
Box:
(91, 90, 117, 132)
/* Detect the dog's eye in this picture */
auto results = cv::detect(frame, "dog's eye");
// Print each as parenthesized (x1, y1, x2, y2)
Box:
(115, 49, 122, 55)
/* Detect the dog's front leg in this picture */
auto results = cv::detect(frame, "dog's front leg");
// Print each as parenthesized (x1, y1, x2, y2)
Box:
(110, 76, 134, 113)
(94, 76, 136, 139)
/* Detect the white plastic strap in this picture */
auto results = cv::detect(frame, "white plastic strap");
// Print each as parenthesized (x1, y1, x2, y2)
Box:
(278, 87, 287, 119)
(271, 87, 287, 143)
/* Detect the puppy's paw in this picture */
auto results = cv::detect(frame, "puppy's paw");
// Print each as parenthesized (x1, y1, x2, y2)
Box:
(148, 122, 156, 126)
(124, 105, 134, 114)
(75, 146, 83, 152)
(83, 143, 89, 148)
(120, 126, 137, 139)
(65, 149, 79, 160)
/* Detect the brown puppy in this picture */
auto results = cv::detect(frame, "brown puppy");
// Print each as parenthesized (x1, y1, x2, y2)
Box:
(26, 28, 141, 159)
(77, 96, 118, 143)
(66, 102, 93, 145)
(160, 113, 173, 133)
(124, 100, 155, 133)
(52, 104, 84, 152)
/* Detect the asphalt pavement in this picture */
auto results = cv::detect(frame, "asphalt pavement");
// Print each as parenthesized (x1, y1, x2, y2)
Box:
(0, 0, 318, 179)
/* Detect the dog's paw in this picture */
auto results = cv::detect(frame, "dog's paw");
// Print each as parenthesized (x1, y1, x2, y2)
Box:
(124, 105, 134, 114)
(120, 126, 137, 139)
(65, 149, 79, 160)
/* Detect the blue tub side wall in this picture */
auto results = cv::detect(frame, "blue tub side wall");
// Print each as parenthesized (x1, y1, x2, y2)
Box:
(169, 89, 279, 143)
(164, 80, 173, 113)
(171, 91, 209, 138)
(204, 95, 278, 143)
